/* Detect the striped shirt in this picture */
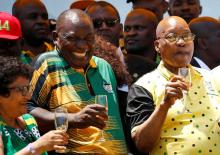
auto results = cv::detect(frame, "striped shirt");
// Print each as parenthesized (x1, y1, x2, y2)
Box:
(29, 50, 127, 154)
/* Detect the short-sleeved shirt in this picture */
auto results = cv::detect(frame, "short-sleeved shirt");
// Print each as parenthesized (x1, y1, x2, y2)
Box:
(127, 61, 220, 155)
(0, 114, 47, 155)
(28, 50, 127, 154)
(212, 66, 220, 93)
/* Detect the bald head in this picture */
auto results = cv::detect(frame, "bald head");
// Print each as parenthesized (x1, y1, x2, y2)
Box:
(189, 16, 220, 38)
(56, 9, 94, 33)
(156, 16, 189, 38)
(189, 17, 220, 69)
(86, 1, 120, 21)
(154, 16, 194, 72)
(126, 8, 158, 27)
(129, 0, 168, 21)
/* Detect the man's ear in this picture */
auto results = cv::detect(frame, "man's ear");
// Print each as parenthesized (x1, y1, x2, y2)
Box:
(199, 6, 202, 15)
(154, 40, 161, 53)
(198, 38, 208, 51)
(119, 23, 123, 38)
(52, 31, 58, 45)
(167, 7, 171, 16)
(162, 0, 169, 14)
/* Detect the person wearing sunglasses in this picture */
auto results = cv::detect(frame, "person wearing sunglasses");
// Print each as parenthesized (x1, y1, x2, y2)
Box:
(85, 1, 125, 65)
(126, 16, 220, 154)
(0, 56, 68, 155)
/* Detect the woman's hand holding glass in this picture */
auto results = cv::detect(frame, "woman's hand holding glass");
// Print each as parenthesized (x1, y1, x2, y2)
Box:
(31, 130, 68, 154)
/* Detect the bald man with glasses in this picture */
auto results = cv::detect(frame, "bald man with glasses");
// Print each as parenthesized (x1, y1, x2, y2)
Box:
(126, 16, 220, 155)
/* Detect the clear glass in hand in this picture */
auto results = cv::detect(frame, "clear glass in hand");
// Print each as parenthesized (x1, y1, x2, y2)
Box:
(55, 107, 68, 131)
(54, 107, 68, 153)
(95, 95, 108, 142)
(178, 67, 192, 113)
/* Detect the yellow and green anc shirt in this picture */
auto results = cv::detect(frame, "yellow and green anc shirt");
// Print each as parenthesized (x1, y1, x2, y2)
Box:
(129, 61, 220, 155)
(29, 50, 127, 154)
(20, 42, 54, 64)
(0, 114, 47, 155)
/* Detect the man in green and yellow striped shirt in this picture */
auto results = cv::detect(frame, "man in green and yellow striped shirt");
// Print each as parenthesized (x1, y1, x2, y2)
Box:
(28, 9, 127, 154)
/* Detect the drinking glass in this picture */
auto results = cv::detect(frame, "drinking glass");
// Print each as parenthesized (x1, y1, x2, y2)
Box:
(54, 107, 68, 153)
(178, 67, 192, 113)
(95, 95, 108, 141)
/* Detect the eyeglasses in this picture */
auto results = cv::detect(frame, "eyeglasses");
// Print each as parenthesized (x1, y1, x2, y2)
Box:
(59, 33, 94, 44)
(93, 19, 119, 28)
(8, 85, 32, 96)
(159, 33, 195, 43)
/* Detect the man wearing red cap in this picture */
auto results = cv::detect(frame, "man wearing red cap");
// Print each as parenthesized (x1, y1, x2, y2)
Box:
(0, 12, 22, 57)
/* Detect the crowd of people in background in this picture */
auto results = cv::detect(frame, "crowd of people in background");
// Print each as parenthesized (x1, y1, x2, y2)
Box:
(0, 0, 220, 155)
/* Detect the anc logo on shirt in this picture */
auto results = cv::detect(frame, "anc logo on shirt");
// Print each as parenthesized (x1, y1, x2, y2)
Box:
(103, 83, 113, 93)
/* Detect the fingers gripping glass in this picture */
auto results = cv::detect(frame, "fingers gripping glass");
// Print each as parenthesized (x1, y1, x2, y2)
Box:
(95, 95, 108, 142)
(178, 67, 192, 114)
(93, 19, 119, 28)
(54, 107, 68, 153)
(8, 85, 32, 96)
(159, 33, 195, 43)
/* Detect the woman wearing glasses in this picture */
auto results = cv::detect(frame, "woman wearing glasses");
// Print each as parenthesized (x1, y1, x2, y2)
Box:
(126, 16, 220, 155)
(0, 56, 68, 155)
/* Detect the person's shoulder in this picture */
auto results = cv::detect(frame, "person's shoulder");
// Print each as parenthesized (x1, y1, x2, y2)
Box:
(193, 66, 211, 76)
(0, 116, 5, 127)
(134, 69, 158, 91)
(92, 56, 109, 64)
(211, 66, 220, 80)
(36, 50, 59, 62)
(211, 65, 220, 73)
(34, 50, 62, 69)
(22, 114, 38, 126)
(92, 56, 112, 68)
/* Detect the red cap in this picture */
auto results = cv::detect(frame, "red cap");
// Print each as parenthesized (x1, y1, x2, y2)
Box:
(70, 0, 95, 10)
(0, 12, 22, 40)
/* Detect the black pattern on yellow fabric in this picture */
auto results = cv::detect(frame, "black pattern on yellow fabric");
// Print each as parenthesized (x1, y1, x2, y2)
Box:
(131, 61, 220, 155)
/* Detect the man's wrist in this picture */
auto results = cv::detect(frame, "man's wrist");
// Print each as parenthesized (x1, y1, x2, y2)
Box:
(68, 113, 78, 128)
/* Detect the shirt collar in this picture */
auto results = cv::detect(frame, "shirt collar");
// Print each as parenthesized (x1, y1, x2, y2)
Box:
(158, 61, 202, 80)
(74, 58, 97, 74)
(22, 42, 54, 58)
